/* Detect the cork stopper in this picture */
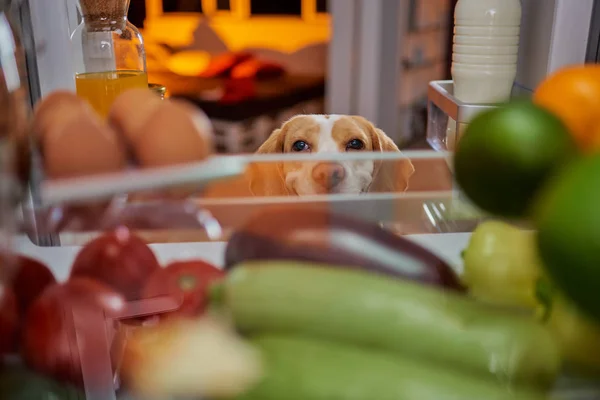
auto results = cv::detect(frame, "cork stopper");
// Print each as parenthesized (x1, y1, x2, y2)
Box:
(78, 0, 129, 21)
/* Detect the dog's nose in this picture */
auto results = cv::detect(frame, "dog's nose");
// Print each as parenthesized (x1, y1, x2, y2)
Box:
(312, 162, 346, 189)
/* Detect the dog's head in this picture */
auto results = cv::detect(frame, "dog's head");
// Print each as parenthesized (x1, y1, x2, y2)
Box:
(250, 115, 415, 196)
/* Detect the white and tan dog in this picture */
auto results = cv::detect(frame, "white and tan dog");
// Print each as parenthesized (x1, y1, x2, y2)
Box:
(249, 114, 415, 196)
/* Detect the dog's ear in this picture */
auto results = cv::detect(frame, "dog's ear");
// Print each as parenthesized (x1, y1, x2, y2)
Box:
(247, 162, 289, 196)
(370, 127, 415, 193)
(250, 126, 289, 195)
(256, 128, 285, 153)
(350, 116, 415, 192)
(369, 155, 415, 193)
(374, 128, 401, 152)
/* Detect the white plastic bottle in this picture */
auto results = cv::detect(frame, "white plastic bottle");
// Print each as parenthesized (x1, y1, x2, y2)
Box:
(451, 0, 522, 104)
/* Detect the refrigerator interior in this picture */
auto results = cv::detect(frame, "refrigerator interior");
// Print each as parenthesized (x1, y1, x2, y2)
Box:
(3, 0, 600, 398)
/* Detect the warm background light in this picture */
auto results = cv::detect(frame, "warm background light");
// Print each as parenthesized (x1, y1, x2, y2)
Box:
(142, 0, 331, 53)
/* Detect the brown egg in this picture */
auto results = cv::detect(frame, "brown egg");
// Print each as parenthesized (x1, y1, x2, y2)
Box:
(132, 99, 214, 168)
(33, 91, 85, 140)
(41, 100, 127, 179)
(109, 89, 164, 144)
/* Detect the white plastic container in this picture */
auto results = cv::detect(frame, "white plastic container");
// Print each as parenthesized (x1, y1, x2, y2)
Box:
(454, 0, 522, 27)
(452, 63, 517, 103)
(453, 44, 519, 56)
(452, 0, 522, 104)
(452, 62, 518, 72)
(452, 53, 518, 65)
(453, 34, 520, 46)
(454, 26, 521, 37)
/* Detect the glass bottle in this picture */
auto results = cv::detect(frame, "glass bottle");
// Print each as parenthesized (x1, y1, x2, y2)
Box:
(71, 0, 148, 118)
(149, 83, 166, 100)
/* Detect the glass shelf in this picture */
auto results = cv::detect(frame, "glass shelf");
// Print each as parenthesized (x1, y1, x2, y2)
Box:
(21, 150, 488, 245)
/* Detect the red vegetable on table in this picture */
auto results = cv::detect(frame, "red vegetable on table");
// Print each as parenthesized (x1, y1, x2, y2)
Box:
(198, 52, 253, 79)
(220, 77, 257, 104)
(70, 227, 160, 300)
(230, 59, 285, 80)
(141, 260, 225, 320)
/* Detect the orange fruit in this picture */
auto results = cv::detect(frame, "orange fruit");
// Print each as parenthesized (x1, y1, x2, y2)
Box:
(533, 64, 600, 152)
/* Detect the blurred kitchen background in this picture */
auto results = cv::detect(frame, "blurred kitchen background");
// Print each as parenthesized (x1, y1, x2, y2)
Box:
(124, 0, 455, 153)
(29, 0, 595, 154)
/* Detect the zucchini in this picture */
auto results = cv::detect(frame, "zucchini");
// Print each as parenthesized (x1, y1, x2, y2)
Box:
(236, 335, 547, 400)
(217, 262, 561, 389)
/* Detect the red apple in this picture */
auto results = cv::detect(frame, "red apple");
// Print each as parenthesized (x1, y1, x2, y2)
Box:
(21, 278, 126, 386)
(70, 227, 160, 300)
(0, 282, 18, 355)
(11, 255, 56, 315)
(141, 260, 225, 320)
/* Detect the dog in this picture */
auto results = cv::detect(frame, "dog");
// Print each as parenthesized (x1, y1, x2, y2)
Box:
(248, 115, 415, 196)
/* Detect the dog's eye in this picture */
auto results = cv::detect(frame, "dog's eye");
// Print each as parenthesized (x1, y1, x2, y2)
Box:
(292, 141, 310, 152)
(346, 139, 365, 151)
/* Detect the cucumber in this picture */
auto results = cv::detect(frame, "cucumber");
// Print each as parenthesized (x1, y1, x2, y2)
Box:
(236, 335, 547, 400)
(217, 262, 561, 389)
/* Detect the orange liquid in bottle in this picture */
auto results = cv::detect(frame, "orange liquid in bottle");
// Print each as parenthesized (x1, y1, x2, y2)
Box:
(75, 70, 148, 118)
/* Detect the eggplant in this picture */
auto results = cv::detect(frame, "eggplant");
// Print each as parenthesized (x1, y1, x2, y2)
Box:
(224, 207, 465, 291)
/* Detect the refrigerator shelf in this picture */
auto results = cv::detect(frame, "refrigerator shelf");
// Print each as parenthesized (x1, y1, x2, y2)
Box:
(24, 151, 490, 244)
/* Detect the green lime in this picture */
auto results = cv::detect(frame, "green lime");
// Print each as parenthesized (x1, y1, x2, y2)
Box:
(454, 101, 578, 218)
(535, 155, 600, 323)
